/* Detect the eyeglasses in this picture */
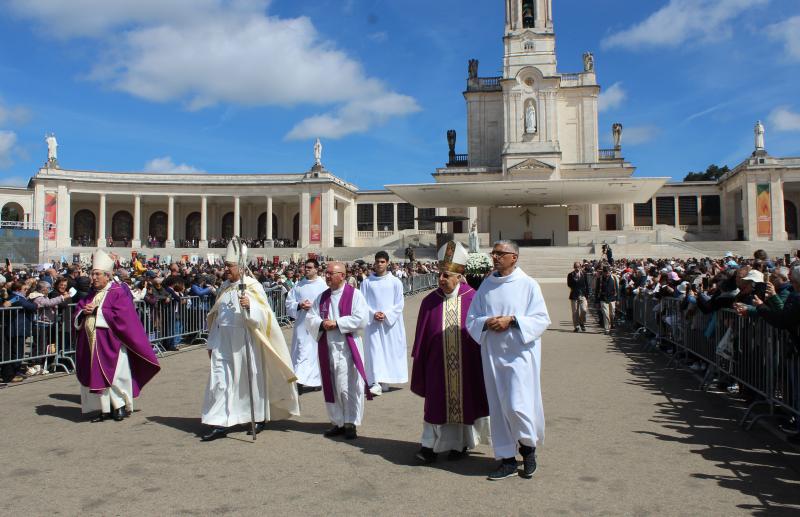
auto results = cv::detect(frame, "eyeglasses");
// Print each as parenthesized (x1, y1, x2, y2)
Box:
(490, 250, 517, 258)
(324, 272, 344, 277)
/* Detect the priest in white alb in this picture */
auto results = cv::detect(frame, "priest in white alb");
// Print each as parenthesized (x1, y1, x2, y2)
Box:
(307, 261, 371, 440)
(360, 250, 407, 396)
(466, 240, 551, 481)
(201, 238, 300, 441)
(286, 257, 328, 393)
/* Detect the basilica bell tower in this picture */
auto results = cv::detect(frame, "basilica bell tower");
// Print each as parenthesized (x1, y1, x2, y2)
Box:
(504, 0, 556, 78)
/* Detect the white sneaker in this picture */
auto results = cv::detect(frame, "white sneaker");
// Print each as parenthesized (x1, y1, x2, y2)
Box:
(369, 384, 383, 397)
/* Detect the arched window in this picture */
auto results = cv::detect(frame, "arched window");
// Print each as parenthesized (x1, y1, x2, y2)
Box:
(74, 209, 96, 243)
(186, 212, 201, 242)
(786, 201, 798, 240)
(1, 202, 24, 222)
(111, 211, 133, 242)
(292, 213, 300, 243)
(257, 212, 267, 240)
(222, 212, 234, 239)
(149, 211, 167, 242)
(521, 0, 535, 28)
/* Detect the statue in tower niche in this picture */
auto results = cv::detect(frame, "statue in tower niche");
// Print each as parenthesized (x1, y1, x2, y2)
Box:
(313, 138, 323, 167)
(612, 123, 623, 149)
(583, 52, 594, 72)
(525, 102, 537, 134)
(468, 59, 479, 80)
(754, 120, 765, 151)
(45, 133, 58, 166)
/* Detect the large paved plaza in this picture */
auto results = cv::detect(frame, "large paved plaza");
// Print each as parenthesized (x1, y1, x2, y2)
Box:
(2, 283, 800, 515)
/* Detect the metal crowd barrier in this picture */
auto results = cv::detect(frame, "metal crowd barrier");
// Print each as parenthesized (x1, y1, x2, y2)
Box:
(627, 291, 798, 430)
(265, 287, 291, 327)
(401, 273, 439, 295)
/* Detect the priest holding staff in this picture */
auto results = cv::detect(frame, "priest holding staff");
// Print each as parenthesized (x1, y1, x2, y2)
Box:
(466, 240, 551, 481)
(201, 238, 299, 441)
(360, 251, 407, 396)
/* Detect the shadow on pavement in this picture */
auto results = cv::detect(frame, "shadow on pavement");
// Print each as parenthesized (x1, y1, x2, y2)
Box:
(35, 403, 85, 423)
(49, 392, 82, 405)
(146, 416, 207, 437)
(609, 324, 800, 516)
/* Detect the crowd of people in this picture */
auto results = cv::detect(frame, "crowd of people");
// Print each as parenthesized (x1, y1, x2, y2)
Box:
(0, 254, 439, 385)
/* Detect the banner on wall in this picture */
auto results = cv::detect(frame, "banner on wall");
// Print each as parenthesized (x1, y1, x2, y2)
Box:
(756, 184, 772, 236)
(44, 192, 57, 240)
(309, 194, 321, 243)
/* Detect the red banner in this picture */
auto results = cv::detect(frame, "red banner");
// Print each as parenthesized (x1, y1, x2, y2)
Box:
(310, 194, 321, 243)
(44, 192, 57, 240)
(757, 184, 772, 237)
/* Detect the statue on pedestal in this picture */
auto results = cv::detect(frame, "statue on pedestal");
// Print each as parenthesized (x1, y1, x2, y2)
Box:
(311, 137, 323, 171)
(754, 120, 765, 151)
(583, 52, 594, 72)
(468, 59, 479, 80)
(468, 221, 480, 253)
(45, 133, 58, 166)
(612, 123, 623, 149)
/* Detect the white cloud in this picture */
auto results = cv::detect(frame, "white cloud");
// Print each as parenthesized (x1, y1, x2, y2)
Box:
(0, 98, 30, 125)
(598, 82, 626, 112)
(143, 156, 204, 174)
(8, 0, 419, 140)
(368, 32, 388, 43)
(0, 130, 19, 167)
(769, 107, 800, 132)
(767, 16, 800, 61)
(601, 0, 769, 50)
(624, 125, 661, 145)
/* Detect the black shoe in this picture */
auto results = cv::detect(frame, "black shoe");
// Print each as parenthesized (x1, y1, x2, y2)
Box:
(487, 459, 518, 481)
(344, 424, 357, 440)
(447, 447, 468, 461)
(324, 425, 345, 438)
(112, 407, 127, 421)
(91, 412, 111, 423)
(415, 447, 437, 463)
(247, 422, 267, 436)
(201, 427, 229, 442)
(520, 453, 537, 479)
(581, 325, 586, 332)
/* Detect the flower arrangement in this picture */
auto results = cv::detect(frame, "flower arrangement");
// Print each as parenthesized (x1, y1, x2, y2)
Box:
(465, 252, 493, 276)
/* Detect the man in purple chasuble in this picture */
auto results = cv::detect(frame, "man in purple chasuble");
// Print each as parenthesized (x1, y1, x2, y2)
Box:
(411, 241, 490, 463)
(74, 249, 161, 422)
(306, 262, 370, 440)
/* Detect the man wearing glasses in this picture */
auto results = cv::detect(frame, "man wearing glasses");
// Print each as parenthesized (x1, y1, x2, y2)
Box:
(466, 240, 551, 481)
(307, 262, 371, 440)
(286, 258, 328, 393)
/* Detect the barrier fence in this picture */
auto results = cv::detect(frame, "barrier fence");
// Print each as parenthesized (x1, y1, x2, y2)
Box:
(0, 273, 440, 380)
(620, 291, 799, 430)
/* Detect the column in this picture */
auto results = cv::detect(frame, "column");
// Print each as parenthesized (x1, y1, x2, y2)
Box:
(590, 203, 600, 231)
(97, 193, 107, 247)
(343, 198, 356, 247)
(413, 206, 419, 231)
(322, 189, 335, 248)
(299, 192, 310, 248)
(651, 197, 657, 227)
(673, 195, 680, 227)
(265, 196, 273, 240)
(132, 194, 142, 247)
(720, 192, 732, 240)
(56, 185, 71, 248)
(233, 196, 241, 237)
(372, 202, 378, 237)
(392, 203, 399, 234)
(166, 195, 175, 247)
(771, 175, 788, 241)
(744, 182, 758, 241)
(200, 195, 208, 247)
(621, 202, 634, 231)
(696, 195, 703, 233)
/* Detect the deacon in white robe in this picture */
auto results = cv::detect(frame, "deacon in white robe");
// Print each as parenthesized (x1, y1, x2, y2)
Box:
(306, 262, 370, 438)
(286, 260, 328, 388)
(466, 240, 551, 480)
(201, 240, 299, 441)
(360, 251, 407, 395)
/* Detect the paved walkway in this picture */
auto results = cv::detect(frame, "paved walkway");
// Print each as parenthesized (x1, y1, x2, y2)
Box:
(2, 283, 800, 515)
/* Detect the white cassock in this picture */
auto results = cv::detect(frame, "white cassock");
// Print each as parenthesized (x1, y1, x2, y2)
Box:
(202, 276, 300, 428)
(76, 283, 134, 414)
(286, 276, 328, 386)
(360, 273, 408, 385)
(466, 267, 551, 459)
(306, 286, 369, 427)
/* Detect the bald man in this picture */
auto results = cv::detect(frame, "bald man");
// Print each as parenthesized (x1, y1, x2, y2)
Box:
(306, 262, 371, 440)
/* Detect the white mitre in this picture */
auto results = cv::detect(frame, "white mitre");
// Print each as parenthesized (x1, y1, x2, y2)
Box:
(225, 238, 247, 264)
(92, 249, 114, 273)
(438, 241, 468, 274)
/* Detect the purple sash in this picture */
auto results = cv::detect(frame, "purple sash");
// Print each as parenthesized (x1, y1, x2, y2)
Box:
(317, 284, 372, 403)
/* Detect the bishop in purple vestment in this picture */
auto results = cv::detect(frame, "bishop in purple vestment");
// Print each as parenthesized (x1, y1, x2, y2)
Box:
(74, 250, 160, 422)
(410, 241, 490, 463)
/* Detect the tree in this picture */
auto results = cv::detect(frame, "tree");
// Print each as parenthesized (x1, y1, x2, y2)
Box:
(683, 164, 729, 182)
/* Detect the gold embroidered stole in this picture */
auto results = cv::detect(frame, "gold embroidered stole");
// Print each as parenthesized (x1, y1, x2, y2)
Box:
(442, 293, 463, 424)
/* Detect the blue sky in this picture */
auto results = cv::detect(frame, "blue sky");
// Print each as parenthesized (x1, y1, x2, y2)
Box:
(0, 0, 799, 189)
